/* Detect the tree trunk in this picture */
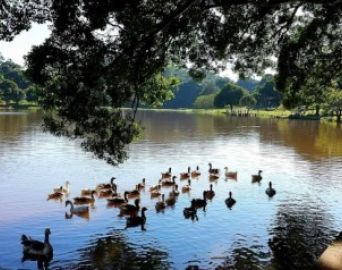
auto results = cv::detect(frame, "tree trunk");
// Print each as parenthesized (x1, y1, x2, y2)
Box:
(337, 110, 341, 124)
(315, 105, 320, 116)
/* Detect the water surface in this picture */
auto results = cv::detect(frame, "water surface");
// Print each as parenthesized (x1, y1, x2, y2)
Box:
(0, 110, 341, 269)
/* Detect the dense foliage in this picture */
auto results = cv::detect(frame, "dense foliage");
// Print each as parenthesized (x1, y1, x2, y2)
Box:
(1, 0, 341, 164)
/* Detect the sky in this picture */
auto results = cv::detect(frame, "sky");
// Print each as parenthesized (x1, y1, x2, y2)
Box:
(0, 23, 51, 66)
(0, 23, 240, 80)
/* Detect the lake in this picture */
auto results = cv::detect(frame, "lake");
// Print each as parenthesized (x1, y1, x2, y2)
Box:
(0, 110, 342, 269)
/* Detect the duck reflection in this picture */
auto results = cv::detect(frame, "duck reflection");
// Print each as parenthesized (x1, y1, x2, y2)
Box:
(60, 231, 170, 269)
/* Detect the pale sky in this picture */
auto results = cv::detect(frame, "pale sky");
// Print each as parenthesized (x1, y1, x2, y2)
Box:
(0, 23, 51, 66)
(0, 23, 241, 80)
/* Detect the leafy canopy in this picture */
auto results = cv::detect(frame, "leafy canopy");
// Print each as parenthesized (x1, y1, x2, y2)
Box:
(1, 0, 341, 164)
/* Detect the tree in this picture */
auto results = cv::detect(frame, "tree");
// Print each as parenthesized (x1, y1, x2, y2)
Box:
(325, 87, 342, 123)
(214, 83, 246, 111)
(239, 94, 256, 114)
(254, 75, 282, 108)
(26, 85, 42, 102)
(0, 78, 19, 105)
(1, 0, 341, 164)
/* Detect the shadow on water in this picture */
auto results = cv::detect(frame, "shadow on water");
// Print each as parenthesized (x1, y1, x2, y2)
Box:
(268, 200, 337, 270)
(215, 199, 337, 270)
(53, 230, 171, 270)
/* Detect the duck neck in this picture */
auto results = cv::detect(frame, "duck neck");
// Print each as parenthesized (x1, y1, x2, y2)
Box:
(124, 192, 128, 202)
(142, 209, 146, 220)
(135, 200, 140, 208)
(44, 232, 50, 244)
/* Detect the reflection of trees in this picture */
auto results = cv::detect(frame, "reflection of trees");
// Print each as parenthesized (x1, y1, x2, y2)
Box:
(59, 230, 171, 269)
(216, 200, 336, 270)
(268, 201, 337, 270)
(216, 244, 270, 270)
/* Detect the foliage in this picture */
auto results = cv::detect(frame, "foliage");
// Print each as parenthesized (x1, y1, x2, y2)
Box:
(254, 75, 282, 108)
(214, 83, 247, 111)
(239, 94, 256, 110)
(325, 87, 342, 123)
(193, 93, 217, 109)
(1, 1, 341, 164)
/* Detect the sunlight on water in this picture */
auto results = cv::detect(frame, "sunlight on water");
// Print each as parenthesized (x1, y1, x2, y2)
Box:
(0, 110, 341, 269)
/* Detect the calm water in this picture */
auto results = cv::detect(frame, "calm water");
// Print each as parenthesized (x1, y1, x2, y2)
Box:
(0, 110, 342, 270)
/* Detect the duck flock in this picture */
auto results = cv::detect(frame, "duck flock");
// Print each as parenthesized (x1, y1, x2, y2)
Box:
(21, 163, 277, 265)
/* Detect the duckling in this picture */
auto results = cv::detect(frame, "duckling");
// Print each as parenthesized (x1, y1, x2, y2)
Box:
(162, 176, 177, 187)
(126, 207, 147, 230)
(155, 194, 166, 212)
(225, 191, 236, 209)
(53, 181, 70, 194)
(169, 184, 180, 197)
(96, 177, 116, 190)
(73, 190, 96, 204)
(180, 166, 191, 179)
(126, 185, 140, 198)
(266, 181, 276, 197)
(21, 228, 53, 261)
(161, 167, 172, 179)
(137, 178, 146, 190)
(182, 179, 191, 193)
(209, 174, 219, 181)
(107, 191, 128, 206)
(208, 163, 220, 174)
(204, 184, 215, 200)
(191, 165, 201, 178)
(224, 167, 238, 179)
(252, 170, 263, 182)
(183, 199, 198, 219)
(166, 194, 177, 207)
(81, 188, 97, 196)
(193, 191, 207, 209)
(47, 191, 64, 200)
(119, 198, 140, 216)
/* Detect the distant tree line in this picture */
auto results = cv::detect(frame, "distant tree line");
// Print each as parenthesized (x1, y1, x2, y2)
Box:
(0, 54, 40, 106)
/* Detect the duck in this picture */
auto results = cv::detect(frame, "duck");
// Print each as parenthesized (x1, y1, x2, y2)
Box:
(119, 198, 140, 216)
(137, 178, 146, 190)
(149, 182, 161, 192)
(169, 184, 180, 197)
(98, 184, 118, 198)
(107, 191, 128, 206)
(193, 191, 207, 209)
(53, 181, 70, 194)
(180, 166, 191, 179)
(162, 176, 177, 187)
(81, 188, 97, 196)
(208, 163, 220, 174)
(155, 194, 166, 211)
(204, 184, 215, 200)
(183, 199, 197, 218)
(96, 177, 116, 190)
(126, 185, 140, 198)
(161, 167, 172, 179)
(150, 189, 162, 198)
(191, 165, 201, 178)
(21, 228, 53, 261)
(224, 167, 238, 179)
(225, 191, 236, 209)
(266, 181, 276, 197)
(47, 191, 64, 200)
(209, 174, 219, 181)
(126, 207, 147, 230)
(181, 179, 191, 193)
(73, 190, 96, 204)
(252, 170, 263, 182)
(65, 200, 89, 214)
(165, 194, 177, 207)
